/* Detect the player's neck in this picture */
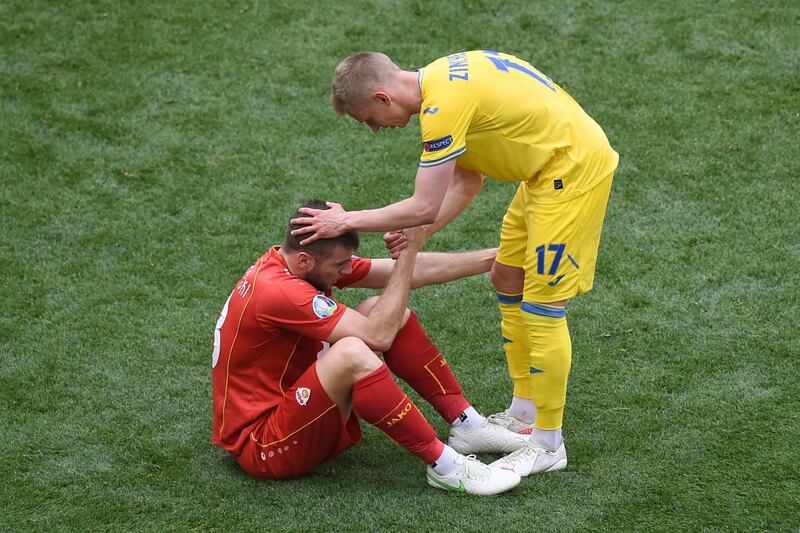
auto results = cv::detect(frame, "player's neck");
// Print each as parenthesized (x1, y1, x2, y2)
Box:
(278, 247, 300, 277)
(397, 70, 423, 114)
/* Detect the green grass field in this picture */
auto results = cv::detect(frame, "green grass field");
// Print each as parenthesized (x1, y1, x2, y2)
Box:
(2, 1, 798, 530)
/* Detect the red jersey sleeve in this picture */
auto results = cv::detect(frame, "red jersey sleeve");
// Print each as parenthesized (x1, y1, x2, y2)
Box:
(256, 280, 347, 341)
(334, 256, 372, 288)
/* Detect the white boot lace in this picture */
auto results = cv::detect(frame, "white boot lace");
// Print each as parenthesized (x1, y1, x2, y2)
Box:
(503, 443, 551, 466)
(461, 455, 490, 481)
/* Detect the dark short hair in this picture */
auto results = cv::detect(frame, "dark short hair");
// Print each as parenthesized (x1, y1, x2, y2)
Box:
(283, 199, 360, 257)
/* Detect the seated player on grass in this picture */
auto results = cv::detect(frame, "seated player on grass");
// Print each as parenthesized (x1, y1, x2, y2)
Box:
(211, 200, 525, 495)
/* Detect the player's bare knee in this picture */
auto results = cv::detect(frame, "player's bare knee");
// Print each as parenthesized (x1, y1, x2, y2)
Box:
(354, 295, 380, 316)
(332, 336, 382, 379)
(331, 336, 370, 355)
(492, 262, 524, 294)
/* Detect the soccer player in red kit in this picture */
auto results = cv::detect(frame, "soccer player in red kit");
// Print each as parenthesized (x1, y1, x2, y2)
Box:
(211, 200, 524, 495)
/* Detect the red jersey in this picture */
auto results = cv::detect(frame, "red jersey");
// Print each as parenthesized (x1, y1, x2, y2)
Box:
(211, 246, 372, 455)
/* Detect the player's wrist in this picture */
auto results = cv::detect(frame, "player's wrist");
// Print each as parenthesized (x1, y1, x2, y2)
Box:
(338, 212, 350, 232)
(403, 236, 425, 254)
(397, 244, 421, 263)
(340, 211, 357, 232)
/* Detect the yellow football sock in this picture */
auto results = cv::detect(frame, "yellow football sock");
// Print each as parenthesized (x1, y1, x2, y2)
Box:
(497, 292, 533, 399)
(521, 302, 572, 430)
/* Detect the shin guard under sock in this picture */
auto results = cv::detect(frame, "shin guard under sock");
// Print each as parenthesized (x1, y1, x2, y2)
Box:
(383, 312, 469, 423)
(352, 364, 444, 464)
(497, 293, 533, 399)
(520, 302, 572, 430)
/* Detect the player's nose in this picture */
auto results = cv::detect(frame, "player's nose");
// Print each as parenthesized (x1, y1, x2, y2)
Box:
(369, 124, 380, 133)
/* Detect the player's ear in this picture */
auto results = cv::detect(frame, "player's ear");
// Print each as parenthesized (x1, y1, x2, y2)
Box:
(373, 91, 391, 106)
(296, 252, 315, 272)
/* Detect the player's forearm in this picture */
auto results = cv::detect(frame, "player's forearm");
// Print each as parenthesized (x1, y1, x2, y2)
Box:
(426, 172, 482, 237)
(364, 247, 419, 350)
(411, 248, 497, 289)
(425, 191, 472, 237)
(343, 197, 438, 233)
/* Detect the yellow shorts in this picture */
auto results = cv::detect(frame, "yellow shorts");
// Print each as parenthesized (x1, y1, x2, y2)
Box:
(496, 172, 614, 303)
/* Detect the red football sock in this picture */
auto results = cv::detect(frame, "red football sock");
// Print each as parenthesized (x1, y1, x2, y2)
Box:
(352, 364, 444, 464)
(383, 312, 470, 424)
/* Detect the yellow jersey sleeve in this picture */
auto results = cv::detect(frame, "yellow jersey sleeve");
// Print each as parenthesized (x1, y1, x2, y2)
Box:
(418, 63, 476, 167)
(419, 54, 478, 167)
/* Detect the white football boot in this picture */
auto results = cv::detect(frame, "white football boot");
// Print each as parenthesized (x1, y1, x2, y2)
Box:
(490, 441, 568, 476)
(487, 409, 534, 435)
(447, 419, 528, 454)
(427, 454, 521, 495)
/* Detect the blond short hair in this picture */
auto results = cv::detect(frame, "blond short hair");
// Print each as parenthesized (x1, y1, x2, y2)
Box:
(330, 52, 400, 114)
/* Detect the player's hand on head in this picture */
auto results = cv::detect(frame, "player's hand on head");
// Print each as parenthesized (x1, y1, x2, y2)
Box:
(383, 231, 407, 260)
(290, 202, 348, 246)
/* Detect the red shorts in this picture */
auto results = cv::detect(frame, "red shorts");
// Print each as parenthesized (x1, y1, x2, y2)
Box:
(236, 363, 362, 479)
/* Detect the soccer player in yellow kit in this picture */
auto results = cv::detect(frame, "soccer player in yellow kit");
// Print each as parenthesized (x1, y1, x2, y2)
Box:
(291, 50, 618, 476)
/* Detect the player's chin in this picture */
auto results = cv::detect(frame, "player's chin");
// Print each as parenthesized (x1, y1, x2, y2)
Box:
(306, 274, 331, 292)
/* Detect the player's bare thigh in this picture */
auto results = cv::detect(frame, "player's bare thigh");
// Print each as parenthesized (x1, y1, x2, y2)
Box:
(315, 336, 383, 419)
(492, 262, 566, 307)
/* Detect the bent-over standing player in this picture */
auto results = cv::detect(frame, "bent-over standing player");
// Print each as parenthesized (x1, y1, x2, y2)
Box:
(291, 51, 619, 476)
(211, 200, 524, 495)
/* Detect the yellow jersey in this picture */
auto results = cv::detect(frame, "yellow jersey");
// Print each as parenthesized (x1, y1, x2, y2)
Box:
(418, 50, 618, 204)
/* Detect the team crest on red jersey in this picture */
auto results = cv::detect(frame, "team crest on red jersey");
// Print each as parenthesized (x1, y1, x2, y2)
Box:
(295, 387, 311, 406)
